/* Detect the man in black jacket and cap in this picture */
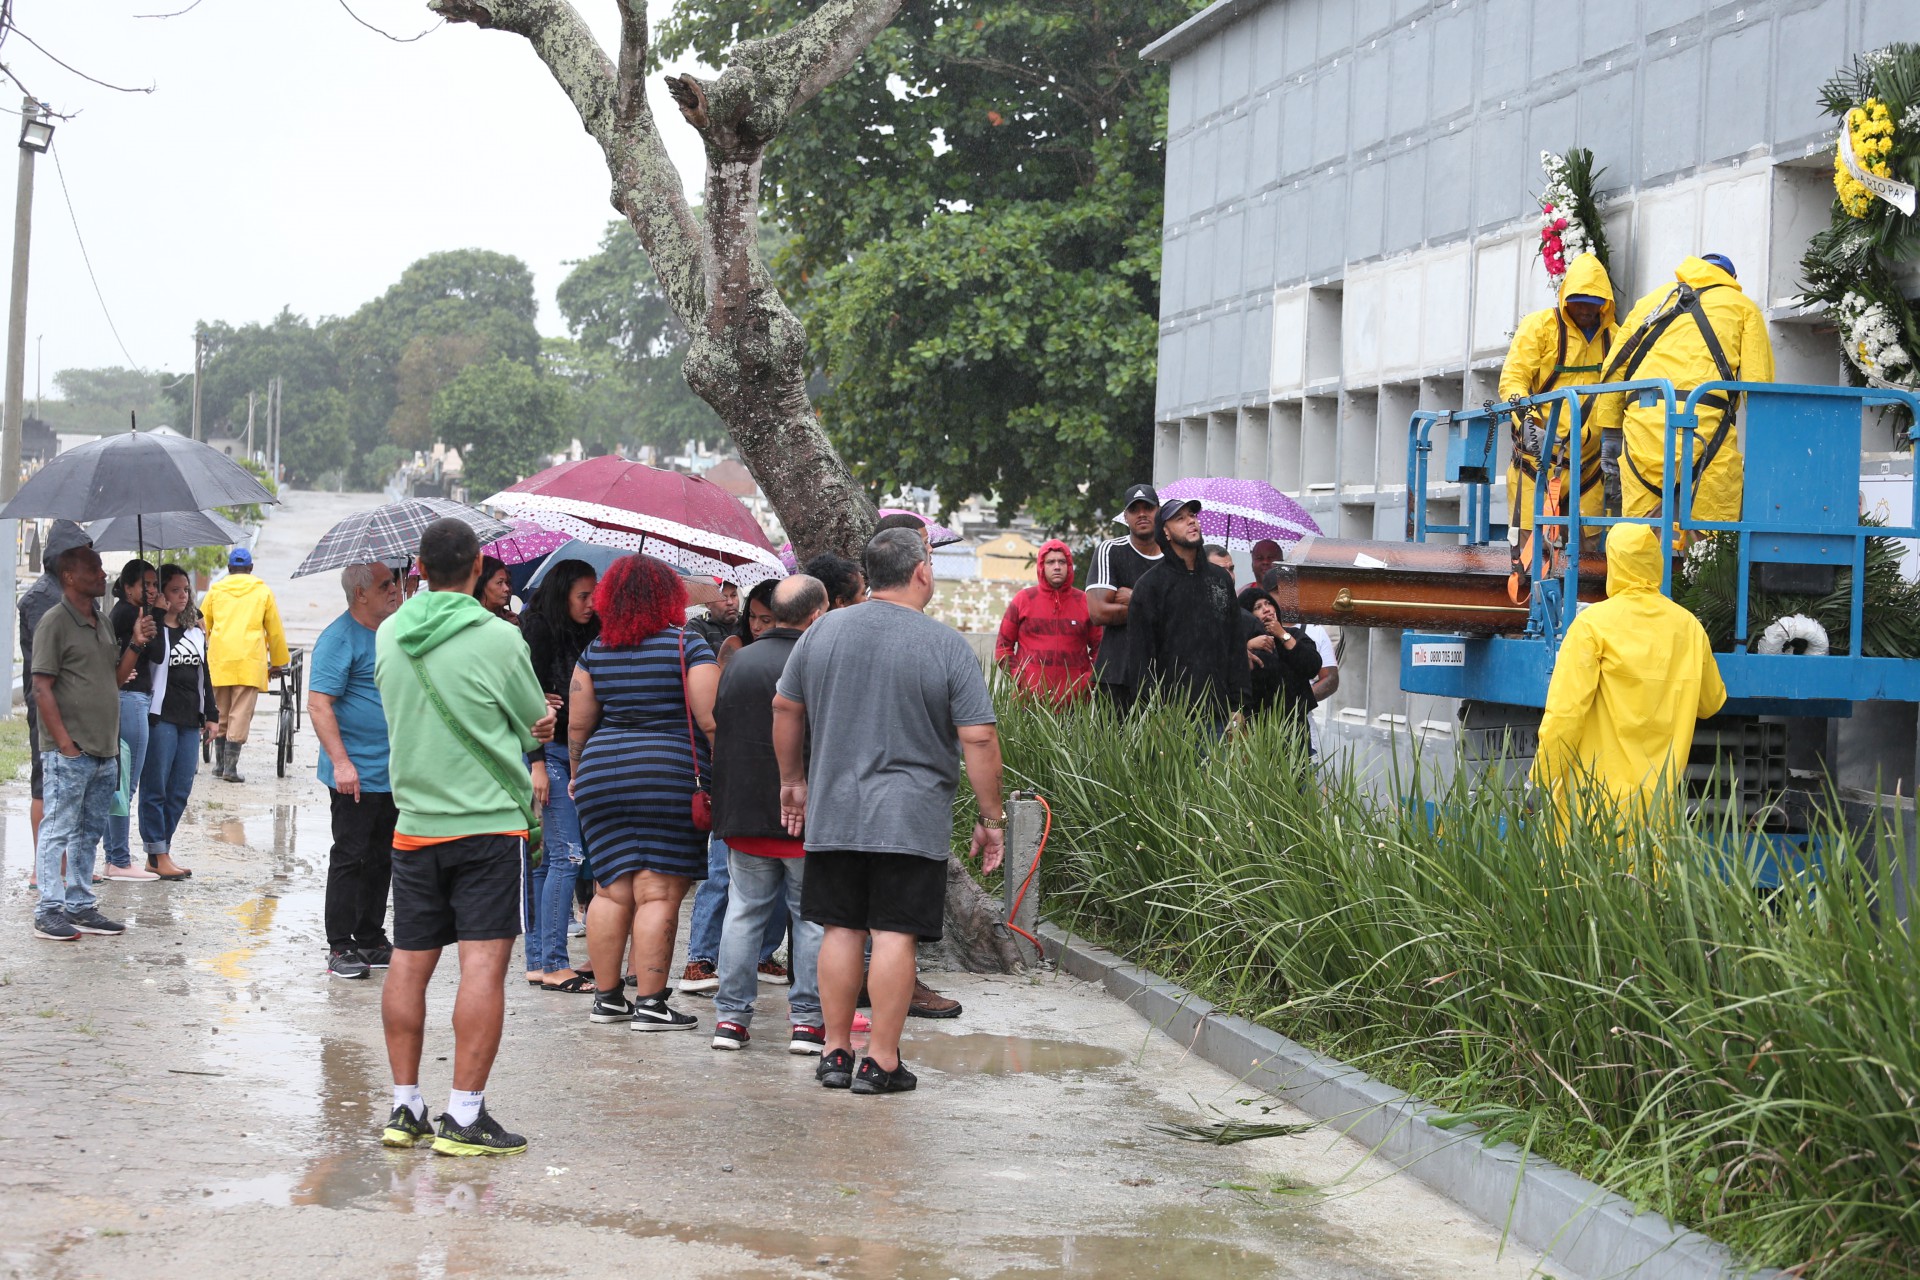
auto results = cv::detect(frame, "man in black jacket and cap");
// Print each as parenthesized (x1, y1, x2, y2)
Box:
(708, 573, 830, 1055)
(1126, 498, 1251, 724)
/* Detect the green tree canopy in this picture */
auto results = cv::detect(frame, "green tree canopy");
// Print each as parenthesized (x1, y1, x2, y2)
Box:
(46, 366, 176, 434)
(659, 0, 1191, 528)
(431, 357, 570, 496)
(335, 249, 543, 484)
(556, 220, 727, 454)
(160, 307, 343, 486)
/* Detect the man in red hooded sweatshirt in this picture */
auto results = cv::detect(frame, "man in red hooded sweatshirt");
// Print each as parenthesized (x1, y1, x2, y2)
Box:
(994, 541, 1102, 703)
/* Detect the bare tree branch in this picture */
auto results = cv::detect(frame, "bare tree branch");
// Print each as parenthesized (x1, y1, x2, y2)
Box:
(753, 0, 903, 115)
(429, 0, 705, 321)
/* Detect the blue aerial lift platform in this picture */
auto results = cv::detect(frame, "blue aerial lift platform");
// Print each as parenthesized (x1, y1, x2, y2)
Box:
(1399, 381, 1920, 717)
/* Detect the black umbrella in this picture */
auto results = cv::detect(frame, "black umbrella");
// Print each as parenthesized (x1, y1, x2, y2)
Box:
(87, 509, 248, 553)
(0, 428, 276, 522)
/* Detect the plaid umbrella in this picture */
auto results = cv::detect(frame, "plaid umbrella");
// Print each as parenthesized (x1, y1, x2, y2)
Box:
(293, 498, 515, 578)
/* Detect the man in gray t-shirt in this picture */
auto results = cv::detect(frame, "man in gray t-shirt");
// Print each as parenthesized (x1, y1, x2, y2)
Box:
(773, 528, 1006, 1096)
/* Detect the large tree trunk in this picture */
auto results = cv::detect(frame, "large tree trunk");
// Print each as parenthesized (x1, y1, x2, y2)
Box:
(430, 0, 1020, 971)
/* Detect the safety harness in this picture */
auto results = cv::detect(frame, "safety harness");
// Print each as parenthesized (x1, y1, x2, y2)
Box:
(1507, 315, 1611, 604)
(1603, 283, 1739, 512)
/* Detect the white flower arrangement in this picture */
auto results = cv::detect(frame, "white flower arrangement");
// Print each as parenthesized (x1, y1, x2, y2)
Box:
(1538, 151, 1596, 292)
(1833, 290, 1918, 389)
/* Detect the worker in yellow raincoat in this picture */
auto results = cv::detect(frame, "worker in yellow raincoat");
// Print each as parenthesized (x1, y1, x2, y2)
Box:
(201, 546, 289, 785)
(1500, 252, 1617, 536)
(1531, 523, 1725, 832)
(1591, 254, 1774, 524)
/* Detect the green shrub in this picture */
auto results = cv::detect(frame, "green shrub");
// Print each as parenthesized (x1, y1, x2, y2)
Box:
(990, 693, 1920, 1277)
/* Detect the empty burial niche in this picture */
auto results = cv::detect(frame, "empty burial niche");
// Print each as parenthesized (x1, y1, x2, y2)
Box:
(1303, 396, 1338, 489)
(1179, 417, 1207, 478)
(1268, 401, 1303, 492)
(1340, 501, 1374, 542)
(1235, 405, 1271, 479)
(1206, 410, 1237, 477)
(1306, 286, 1344, 385)
(1378, 383, 1420, 487)
(1340, 391, 1379, 489)
(1425, 497, 1463, 545)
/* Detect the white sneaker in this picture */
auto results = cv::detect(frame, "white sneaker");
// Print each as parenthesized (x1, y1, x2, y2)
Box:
(103, 864, 161, 881)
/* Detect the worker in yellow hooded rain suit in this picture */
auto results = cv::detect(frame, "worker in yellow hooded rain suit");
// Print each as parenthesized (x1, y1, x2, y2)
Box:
(1531, 522, 1726, 832)
(1590, 254, 1774, 524)
(1500, 252, 1617, 535)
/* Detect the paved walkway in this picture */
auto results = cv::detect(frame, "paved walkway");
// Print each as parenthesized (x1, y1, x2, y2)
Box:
(0, 490, 1552, 1279)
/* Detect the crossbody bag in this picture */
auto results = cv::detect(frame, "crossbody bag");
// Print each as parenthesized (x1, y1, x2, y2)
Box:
(405, 651, 542, 861)
(677, 629, 713, 833)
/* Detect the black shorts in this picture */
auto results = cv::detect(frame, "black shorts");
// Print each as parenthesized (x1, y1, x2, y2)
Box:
(390, 833, 524, 951)
(801, 849, 947, 941)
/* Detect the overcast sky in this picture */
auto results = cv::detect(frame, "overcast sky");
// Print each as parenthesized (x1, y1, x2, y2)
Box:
(11, 0, 712, 395)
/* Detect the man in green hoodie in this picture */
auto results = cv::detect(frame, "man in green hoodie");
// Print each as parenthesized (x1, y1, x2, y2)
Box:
(373, 518, 553, 1157)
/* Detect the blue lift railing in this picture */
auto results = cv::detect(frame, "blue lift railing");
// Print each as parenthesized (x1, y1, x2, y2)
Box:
(1403, 381, 1920, 711)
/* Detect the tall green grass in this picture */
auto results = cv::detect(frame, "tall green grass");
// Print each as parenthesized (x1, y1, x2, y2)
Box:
(985, 693, 1920, 1277)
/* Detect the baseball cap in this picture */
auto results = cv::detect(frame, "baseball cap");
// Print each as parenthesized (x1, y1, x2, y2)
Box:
(1157, 497, 1202, 524)
(1565, 293, 1605, 306)
(228, 547, 253, 570)
(1702, 253, 1736, 278)
(1120, 483, 1159, 511)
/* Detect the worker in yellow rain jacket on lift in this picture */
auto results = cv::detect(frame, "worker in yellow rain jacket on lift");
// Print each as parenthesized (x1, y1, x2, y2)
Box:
(1501, 252, 1617, 530)
(1532, 522, 1726, 834)
(1591, 254, 1774, 525)
(1499, 253, 1617, 582)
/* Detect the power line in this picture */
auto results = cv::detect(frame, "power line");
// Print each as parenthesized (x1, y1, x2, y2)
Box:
(334, 0, 441, 42)
(49, 143, 138, 368)
(7, 26, 151, 94)
(135, 0, 207, 16)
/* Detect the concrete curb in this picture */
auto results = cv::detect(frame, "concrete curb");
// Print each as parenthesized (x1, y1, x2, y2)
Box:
(1038, 922, 1781, 1280)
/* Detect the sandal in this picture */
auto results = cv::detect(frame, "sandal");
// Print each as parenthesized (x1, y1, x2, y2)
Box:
(542, 974, 595, 993)
(526, 976, 545, 987)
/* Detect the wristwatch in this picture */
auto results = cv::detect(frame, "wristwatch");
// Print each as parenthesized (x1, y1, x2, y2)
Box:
(979, 812, 1008, 830)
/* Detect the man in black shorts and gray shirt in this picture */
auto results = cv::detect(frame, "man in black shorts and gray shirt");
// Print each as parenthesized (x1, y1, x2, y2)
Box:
(772, 527, 1006, 1095)
(1085, 483, 1164, 711)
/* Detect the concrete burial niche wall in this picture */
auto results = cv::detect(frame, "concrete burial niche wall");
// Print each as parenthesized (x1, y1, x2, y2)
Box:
(1146, 0, 1892, 757)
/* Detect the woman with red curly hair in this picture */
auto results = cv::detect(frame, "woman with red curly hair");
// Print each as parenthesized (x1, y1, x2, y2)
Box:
(567, 554, 719, 1031)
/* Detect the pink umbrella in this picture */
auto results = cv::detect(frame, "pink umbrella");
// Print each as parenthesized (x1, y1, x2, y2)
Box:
(1156, 477, 1321, 547)
(482, 456, 783, 585)
(878, 508, 964, 547)
(406, 517, 571, 577)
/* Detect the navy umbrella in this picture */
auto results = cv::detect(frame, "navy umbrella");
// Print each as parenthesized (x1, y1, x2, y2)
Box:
(0, 428, 277, 523)
(524, 538, 723, 607)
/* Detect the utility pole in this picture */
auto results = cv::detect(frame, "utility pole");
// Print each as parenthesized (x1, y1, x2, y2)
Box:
(270, 375, 282, 488)
(0, 98, 50, 708)
(245, 390, 255, 459)
(190, 327, 203, 441)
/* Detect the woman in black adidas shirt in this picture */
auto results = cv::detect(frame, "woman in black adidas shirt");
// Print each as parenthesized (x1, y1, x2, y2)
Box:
(140, 565, 217, 880)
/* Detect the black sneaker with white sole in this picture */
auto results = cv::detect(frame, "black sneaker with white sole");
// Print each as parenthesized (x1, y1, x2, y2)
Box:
(711, 1020, 750, 1050)
(788, 1024, 825, 1055)
(360, 943, 393, 969)
(816, 1047, 855, 1089)
(630, 995, 698, 1032)
(64, 907, 125, 936)
(589, 989, 635, 1024)
(32, 912, 78, 941)
(328, 949, 371, 980)
(431, 1107, 527, 1157)
(851, 1056, 918, 1095)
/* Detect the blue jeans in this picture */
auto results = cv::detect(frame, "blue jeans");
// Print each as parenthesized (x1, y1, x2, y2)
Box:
(715, 849, 821, 1026)
(37, 752, 117, 915)
(139, 719, 201, 855)
(526, 746, 583, 973)
(687, 834, 787, 965)
(103, 691, 150, 867)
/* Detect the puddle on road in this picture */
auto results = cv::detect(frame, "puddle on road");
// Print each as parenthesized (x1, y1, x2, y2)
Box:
(903, 1032, 1129, 1076)
(991, 1230, 1279, 1278)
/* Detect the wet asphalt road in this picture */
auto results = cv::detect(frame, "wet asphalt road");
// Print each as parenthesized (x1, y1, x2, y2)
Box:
(0, 490, 1550, 1279)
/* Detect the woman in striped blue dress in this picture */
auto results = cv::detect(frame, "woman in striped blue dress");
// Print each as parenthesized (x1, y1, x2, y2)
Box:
(568, 554, 719, 1032)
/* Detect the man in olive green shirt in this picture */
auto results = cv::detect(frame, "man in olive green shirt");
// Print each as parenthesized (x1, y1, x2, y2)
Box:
(31, 545, 152, 941)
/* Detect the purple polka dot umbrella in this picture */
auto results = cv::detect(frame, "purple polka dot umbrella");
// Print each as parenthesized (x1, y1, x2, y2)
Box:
(1156, 477, 1321, 548)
